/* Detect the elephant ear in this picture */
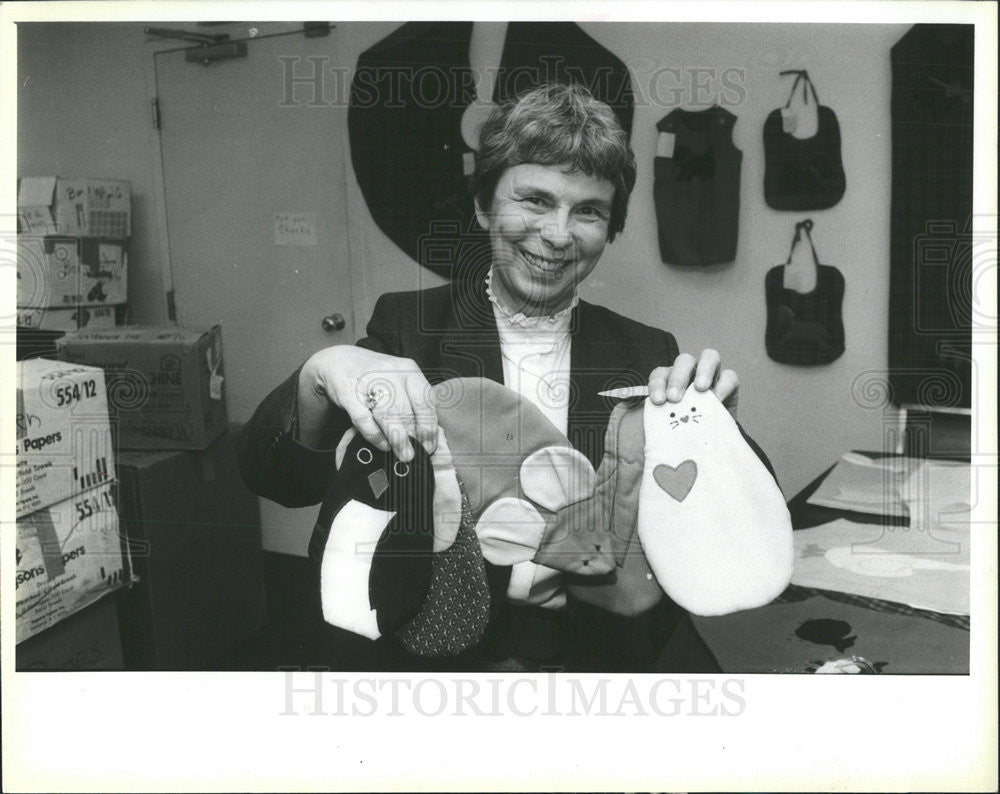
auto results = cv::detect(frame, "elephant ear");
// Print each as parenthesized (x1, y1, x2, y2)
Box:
(474, 497, 547, 566)
(520, 445, 597, 511)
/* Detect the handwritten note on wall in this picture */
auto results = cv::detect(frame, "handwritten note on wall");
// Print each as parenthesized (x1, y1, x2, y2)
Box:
(274, 212, 318, 246)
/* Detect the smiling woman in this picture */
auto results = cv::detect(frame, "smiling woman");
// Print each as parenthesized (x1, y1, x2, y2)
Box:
(472, 85, 635, 317)
(475, 163, 616, 317)
(240, 81, 750, 673)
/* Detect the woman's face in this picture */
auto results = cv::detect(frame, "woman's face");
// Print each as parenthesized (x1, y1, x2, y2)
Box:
(476, 163, 615, 316)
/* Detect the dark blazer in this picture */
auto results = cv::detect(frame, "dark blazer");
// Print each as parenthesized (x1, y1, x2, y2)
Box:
(238, 278, 762, 671)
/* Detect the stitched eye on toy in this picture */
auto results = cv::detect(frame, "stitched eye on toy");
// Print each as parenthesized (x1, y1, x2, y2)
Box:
(356, 447, 373, 465)
(393, 461, 409, 477)
(670, 412, 676, 418)
(691, 406, 697, 411)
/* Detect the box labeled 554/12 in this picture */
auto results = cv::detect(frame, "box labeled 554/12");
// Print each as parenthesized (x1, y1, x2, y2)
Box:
(16, 359, 115, 518)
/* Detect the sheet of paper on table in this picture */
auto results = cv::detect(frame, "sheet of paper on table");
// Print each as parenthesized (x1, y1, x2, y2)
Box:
(805, 453, 969, 519)
(791, 517, 970, 616)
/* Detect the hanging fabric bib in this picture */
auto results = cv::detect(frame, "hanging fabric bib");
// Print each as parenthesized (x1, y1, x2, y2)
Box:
(765, 219, 846, 365)
(653, 105, 742, 266)
(763, 71, 846, 210)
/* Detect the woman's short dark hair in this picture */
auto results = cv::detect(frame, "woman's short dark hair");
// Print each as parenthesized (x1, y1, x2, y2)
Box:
(473, 82, 637, 242)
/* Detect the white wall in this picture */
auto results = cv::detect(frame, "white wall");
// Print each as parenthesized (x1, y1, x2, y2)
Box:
(18, 20, 913, 501)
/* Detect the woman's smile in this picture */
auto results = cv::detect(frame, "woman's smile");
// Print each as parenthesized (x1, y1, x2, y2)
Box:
(519, 248, 575, 276)
(476, 162, 615, 315)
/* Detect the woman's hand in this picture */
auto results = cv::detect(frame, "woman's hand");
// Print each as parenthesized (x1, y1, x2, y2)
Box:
(647, 349, 740, 419)
(297, 345, 438, 461)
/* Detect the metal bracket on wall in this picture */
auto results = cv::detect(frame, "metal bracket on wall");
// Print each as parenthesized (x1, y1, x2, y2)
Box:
(183, 41, 249, 67)
(145, 26, 248, 66)
(147, 24, 333, 68)
(303, 22, 332, 38)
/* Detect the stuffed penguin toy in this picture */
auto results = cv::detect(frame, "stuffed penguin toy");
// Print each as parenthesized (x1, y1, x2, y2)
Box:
(312, 428, 435, 639)
(315, 422, 493, 654)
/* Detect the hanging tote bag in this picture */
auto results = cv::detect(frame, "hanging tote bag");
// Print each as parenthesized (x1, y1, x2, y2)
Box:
(765, 219, 846, 365)
(763, 71, 846, 210)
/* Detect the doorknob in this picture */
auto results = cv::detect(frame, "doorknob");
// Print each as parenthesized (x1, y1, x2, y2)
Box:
(321, 313, 346, 332)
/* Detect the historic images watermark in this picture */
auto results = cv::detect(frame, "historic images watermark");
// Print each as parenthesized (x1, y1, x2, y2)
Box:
(277, 57, 747, 110)
(279, 672, 747, 717)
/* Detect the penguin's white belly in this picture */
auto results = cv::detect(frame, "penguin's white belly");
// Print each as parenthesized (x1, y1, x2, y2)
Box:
(320, 499, 395, 639)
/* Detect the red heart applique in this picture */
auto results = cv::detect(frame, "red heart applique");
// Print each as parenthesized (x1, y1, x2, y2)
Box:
(653, 460, 698, 502)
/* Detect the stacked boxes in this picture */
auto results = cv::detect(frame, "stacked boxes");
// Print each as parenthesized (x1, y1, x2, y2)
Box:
(16, 177, 130, 331)
(51, 328, 264, 669)
(57, 325, 227, 450)
(52, 325, 252, 671)
(17, 304, 123, 333)
(15, 359, 130, 646)
(17, 176, 132, 237)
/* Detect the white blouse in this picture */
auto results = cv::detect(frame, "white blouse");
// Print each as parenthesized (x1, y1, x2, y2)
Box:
(485, 269, 578, 609)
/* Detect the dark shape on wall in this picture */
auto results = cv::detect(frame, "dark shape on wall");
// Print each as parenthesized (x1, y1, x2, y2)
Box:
(492, 22, 634, 136)
(888, 24, 974, 410)
(348, 22, 635, 280)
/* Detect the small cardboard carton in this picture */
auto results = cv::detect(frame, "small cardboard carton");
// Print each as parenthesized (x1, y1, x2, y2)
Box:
(16, 595, 124, 670)
(17, 236, 127, 308)
(18, 176, 131, 238)
(15, 482, 129, 644)
(17, 304, 122, 332)
(58, 325, 227, 450)
(16, 358, 115, 518)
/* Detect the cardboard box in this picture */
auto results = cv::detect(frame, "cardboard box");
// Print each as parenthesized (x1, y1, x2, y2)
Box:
(16, 358, 115, 518)
(17, 328, 66, 362)
(58, 325, 227, 450)
(18, 304, 123, 332)
(16, 595, 124, 671)
(116, 426, 266, 669)
(15, 482, 130, 644)
(18, 176, 131, 238)
(17, 236, 127, 308)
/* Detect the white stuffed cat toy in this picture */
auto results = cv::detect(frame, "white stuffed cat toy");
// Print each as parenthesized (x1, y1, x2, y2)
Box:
(636, 384, 794, 616)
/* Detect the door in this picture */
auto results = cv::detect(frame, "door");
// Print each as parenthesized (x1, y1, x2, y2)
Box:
(154, 25, 355, 555)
